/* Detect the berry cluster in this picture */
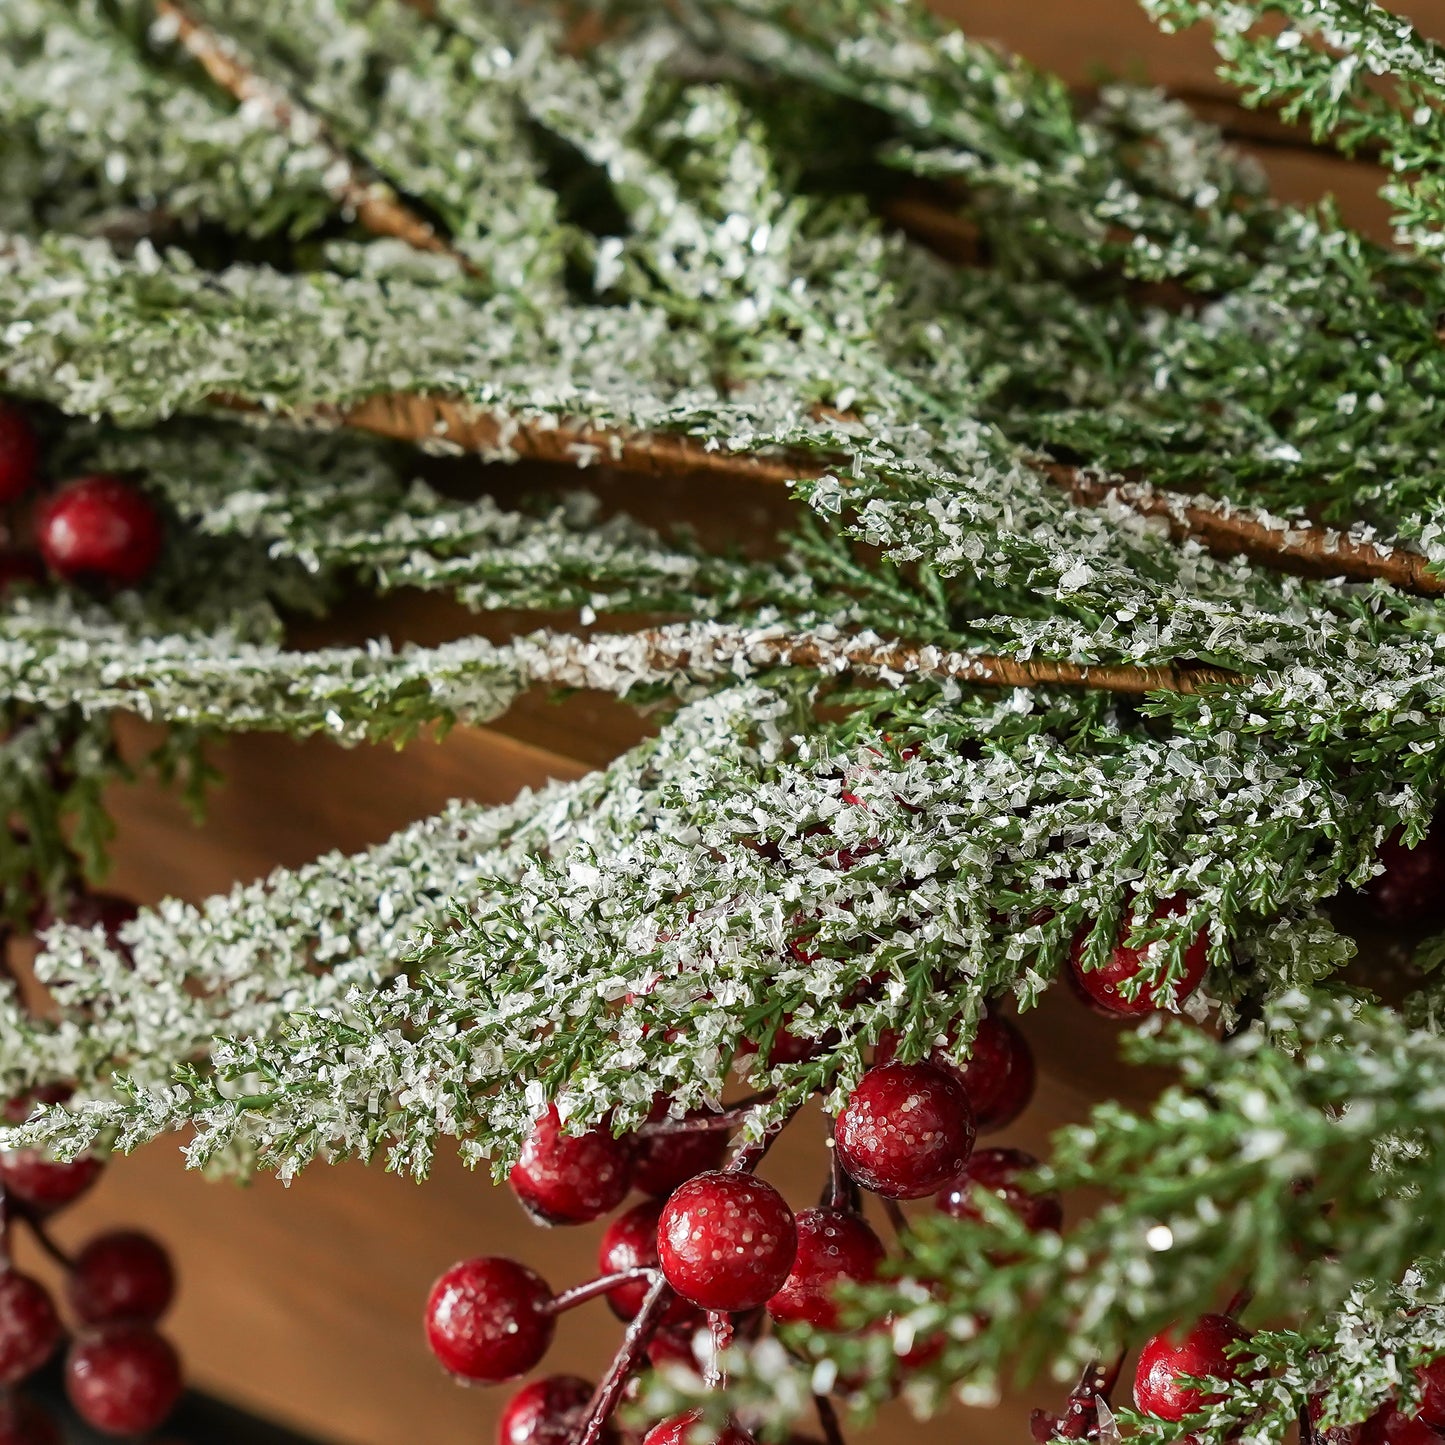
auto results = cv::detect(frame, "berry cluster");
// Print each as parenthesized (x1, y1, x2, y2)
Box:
(0, 1113, 181, 1440)
(425, 1011, 1056, 1444)
(1124, 1315, 1445, 1443)
(0, 400, 164, 595)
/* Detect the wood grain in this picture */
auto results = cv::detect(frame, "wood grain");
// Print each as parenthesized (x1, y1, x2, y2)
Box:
(57, 3, 1444, 1441)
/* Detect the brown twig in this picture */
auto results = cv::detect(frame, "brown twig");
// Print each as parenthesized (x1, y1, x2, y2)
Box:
(636, 1094, 776, 1136)
(15, 1207, 75, 1272)
(601, 623, 1244, 697)
(725, 1106, 801, 1174)
(1046, 465, 1445, 596)
(814, 1392, 848, 1445)
(207, 389, 1442, 597)
(1032, 1354, 1126, 1442)
(548, 1268, 656, 1315)
(575, 1271, 674, 1445)
(153, 0, 481, 277)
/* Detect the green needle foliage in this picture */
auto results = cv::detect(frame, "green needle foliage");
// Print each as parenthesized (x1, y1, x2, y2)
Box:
(3, 0, 1445, 1438)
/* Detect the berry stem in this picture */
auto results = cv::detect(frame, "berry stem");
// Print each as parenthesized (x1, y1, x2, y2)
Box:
(547, 1268, 659, 1315)
(636, 1094, 776, 1136)
(880, 1197, 909, 1240)
(724, 1106, 800, 1174)
(814, 1393, 847, 1445)
(574, 1272, 674, 1445)
(1299, 1403, 1318, 1445)
(1049, 1354, 1126, 1440)
(16, 1209, 74, 1271)
(1223, 1288, 1254, 1321)
(822, 1132, 862, 1212)
(705, 1312, 733, 1388)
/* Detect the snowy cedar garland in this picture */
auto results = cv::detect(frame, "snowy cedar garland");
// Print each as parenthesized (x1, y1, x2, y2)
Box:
(4, 0, 1445, 1439)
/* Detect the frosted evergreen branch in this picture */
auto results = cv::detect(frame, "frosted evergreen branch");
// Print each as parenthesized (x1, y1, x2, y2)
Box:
(173, 0, 579, 292)
(1144, 0, 1445, 248)
(152, 0, 480, 276)
(57, 421, 822, 618)
(0, 607, 1251, 741)
(2, 689, 1405, 1178)
(0, 0, 342, 239)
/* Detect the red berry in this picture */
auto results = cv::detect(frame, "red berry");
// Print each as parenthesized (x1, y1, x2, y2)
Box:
(58, 893, 140, 943)
(1, 1085, 71, 1125)
(955, 1016, 1035, 1132)
(0, 1396, 61, 1445)
(1306, 1395, 1364, 1445)
(647, 1321, 703, 1370)
(1361, 1405, 1441, 1443)
(0, 551, 44, 596)
(766, 1207, 885, 1330)
(936, 1148, 1062, 1234)
(876, 1015, 1035, 1134)
(36, 476, 163, 588)
(0, 1273, 60, 1385)
(1068, 895, 1209, 1018)
(598, 1201, 697, 1327)
(835, 1063, 975, 1200)
(642, 1414, 756, 1445)
(1367, 825, 1445, 928)
(631, 1100, 729, 1199)
(1419, 1355, 1445, 1429)
(498, 1375, 617, 1445)
(0, 1150, 104, 1212)
(657, 1172, 797, 1312)
(69, 1231, 175, 1325)
(65, 1323, 182, 1437)
(1133, 1314, 1254, 1422)
(509, 1104, 632, 1226)
(424, 1257, 555, 1382)
(0, 406, 40, 504)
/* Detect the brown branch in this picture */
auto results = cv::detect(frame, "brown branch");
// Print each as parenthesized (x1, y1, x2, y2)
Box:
(153, 0, 481, 277)
(1047, 464, 1445, 596)
(211, 387, 1442, 597)
(607, 625, 1244, 696)
(217, 388, 1440, 595)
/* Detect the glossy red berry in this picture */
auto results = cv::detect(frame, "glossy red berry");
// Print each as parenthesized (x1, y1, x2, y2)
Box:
(1366, 825, 1445, 928)
(0, 1396, 61, 1445)
(0, 1150, 104, 1212)
(647, 1321, 703, 1371)
(1068, 895, 1209, 1018)
(1361, 1405, 1441, 1443)
(36, 476, 163, 588)
(1419, 1355, 1445, 1429)
(835, 1062, 975, 1200)
(498, 1375, 617, 1445)
(1307, 1396, 1365, 1445)
(598, 1200, 696, 1327)
(642, 1414, 756, 1445)
(877, 1014, 1035, 1134)
(424, 1257, 555, 1382)
(1133, 1314, 1254, 1422)
(657, 1171, 797, 1312)
(766, 1207, 885, 1330)
(69, 1230, 176, 1325)
(509, 1104, 633, 1226)
(0, 1273, 60, 1385)
(936, 1148, 1062, 1234)
(65, 1323, 182, 1437)
(0, 406, 40, 504)
(631, 1100, 729, 1199)
(956, 1016, 1035, 1132)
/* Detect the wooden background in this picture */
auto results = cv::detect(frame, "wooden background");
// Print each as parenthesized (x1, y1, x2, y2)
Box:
(33, 4, 1444, 1442)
